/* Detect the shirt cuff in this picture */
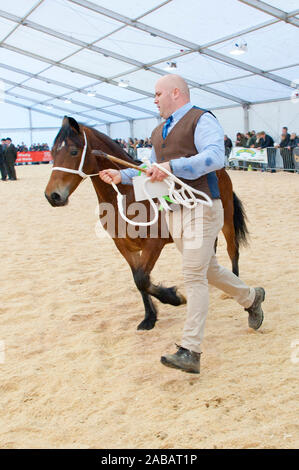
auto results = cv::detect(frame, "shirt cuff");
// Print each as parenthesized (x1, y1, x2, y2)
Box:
(120, 170, 133, 185)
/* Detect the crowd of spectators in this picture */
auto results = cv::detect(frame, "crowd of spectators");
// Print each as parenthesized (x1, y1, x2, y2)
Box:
(225, 127, 299, 156)
(10, 126, 299, 170)
(15, 142, 50, 152)
(228, 127, 299, 151)
(114, 137, 152, 159)
(224, 126, 299, 171)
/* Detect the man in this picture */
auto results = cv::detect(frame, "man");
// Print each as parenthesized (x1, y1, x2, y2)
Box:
(4, 138, 17, 180)
(224, 135, 232, 165)
(257, 131, 274, 149)
(280, 127, 290, 147)
(99, 74, 265, 375)
(0, 138, 7, 181)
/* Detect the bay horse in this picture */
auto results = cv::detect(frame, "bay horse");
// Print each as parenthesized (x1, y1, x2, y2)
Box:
(45, 117, 248, 330)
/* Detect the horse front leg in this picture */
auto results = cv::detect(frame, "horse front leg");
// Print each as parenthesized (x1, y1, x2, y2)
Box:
(137, 291, 158, 331)
(113, 239, 158, 331)
(133, 240, 186, 319)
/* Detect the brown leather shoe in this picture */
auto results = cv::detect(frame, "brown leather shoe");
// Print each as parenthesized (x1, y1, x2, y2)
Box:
(161, 345, 201, 374)
(245, 287, 265, 330)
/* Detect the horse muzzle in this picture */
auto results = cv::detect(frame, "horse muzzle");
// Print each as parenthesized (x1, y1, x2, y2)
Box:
(45, 190, 69, 207)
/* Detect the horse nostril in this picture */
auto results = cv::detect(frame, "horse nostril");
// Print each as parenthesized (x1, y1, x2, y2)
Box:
(51, 192, 61, 202)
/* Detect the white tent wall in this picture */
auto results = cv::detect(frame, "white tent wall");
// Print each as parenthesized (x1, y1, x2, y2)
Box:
(32, 129, 59, 148)
(206, 99, 299, 144)
(249, 100, 299, 143)
(0, 103, 30, 129)
(131, 118, 160, 139)
(110, 120, 130, 140)
(1, 100, 298, 148)
(213, 106, 244, 143)
(0, 130, 32, 146)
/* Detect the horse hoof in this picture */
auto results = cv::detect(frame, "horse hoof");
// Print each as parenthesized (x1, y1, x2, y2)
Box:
(137, 318, 156, 330)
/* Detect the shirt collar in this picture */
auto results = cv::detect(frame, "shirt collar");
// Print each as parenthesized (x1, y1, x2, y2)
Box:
(171, 102, 193, 123)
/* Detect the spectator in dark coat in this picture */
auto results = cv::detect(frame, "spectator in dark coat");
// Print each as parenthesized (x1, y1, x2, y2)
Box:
(280, 127, 290, 146)
(235, 132, 247, 147)
(257, 132, 274, 149)
(277, 134, 288, 148)
(4, 138, 17, 180)
(224, 135, 232, 154)
(245, 132, 256, 148)
(286, 133, 298, 153)
(0, 138, 8, 181)
(224, 135, 232, 167)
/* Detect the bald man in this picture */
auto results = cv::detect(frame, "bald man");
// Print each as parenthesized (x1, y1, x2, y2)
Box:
(99, 74, 265, 375)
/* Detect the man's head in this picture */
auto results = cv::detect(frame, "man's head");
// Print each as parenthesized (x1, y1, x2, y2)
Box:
(154, 74, 190, 119)
(282, 126, 288, 135)
(6, 138, 12, 145)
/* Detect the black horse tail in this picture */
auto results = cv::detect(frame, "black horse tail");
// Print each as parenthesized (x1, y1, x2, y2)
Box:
(233, 192, 249, 247)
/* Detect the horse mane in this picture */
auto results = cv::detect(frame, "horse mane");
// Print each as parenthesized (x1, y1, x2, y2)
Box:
(54, 124, 82, 147)
(53, 119, 142, 165)
(85, 126, 142, 164)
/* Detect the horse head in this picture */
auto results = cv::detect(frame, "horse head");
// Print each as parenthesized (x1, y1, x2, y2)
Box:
(45, 116, 98, 207)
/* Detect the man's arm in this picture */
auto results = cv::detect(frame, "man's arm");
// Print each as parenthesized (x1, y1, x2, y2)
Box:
(120, 148, 157, 185)
(169, 113, 225, 180)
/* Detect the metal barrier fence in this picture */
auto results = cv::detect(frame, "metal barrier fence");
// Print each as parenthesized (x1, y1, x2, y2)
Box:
(229, 147, 298, 172)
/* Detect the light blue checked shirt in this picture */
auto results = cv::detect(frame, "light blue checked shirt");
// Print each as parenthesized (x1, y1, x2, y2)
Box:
(120, 102, 225, 184)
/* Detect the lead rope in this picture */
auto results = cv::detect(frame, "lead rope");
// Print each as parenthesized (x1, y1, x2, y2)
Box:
(112, 162, 212, 227)
(51, 132, 213, 227)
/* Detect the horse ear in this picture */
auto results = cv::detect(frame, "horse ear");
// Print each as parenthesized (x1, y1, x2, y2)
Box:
(62, 116, 81, 134)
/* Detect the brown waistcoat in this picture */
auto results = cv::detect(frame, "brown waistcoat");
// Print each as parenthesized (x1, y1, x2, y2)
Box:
(151, 107, 220, 199)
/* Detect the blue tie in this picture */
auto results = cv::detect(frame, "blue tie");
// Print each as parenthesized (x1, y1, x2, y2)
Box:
(162, 115, 173, 139)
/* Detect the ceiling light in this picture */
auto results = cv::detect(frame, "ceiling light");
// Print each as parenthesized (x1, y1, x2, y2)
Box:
(64, 98, 72, 104)
(230, 40, 248, 56)
(118, 80, 129, 88)
(87, 90, 96, 97)
(164, 61, 177, 72)
(46, 104, 53, 109)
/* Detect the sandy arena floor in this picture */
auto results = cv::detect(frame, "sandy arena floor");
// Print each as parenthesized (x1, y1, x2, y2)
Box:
(0, 165, 298, 449)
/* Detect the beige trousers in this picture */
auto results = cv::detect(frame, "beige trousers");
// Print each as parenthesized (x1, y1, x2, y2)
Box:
(166, 199, 255, 353)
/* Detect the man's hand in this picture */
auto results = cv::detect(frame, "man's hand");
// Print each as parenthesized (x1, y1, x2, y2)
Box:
(146, 162, 171, 182)
(99, 169, 121, 184)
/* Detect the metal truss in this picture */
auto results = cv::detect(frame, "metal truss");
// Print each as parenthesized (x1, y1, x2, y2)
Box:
(0, 9, 246, 105)
(0, 0, 298, 125)
(0, 63, 158, 119)
(69, 0, 298, 89)
(239, 0, 299, 27)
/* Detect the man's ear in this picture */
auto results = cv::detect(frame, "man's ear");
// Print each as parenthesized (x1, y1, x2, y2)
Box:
(173, 87, 180, 99)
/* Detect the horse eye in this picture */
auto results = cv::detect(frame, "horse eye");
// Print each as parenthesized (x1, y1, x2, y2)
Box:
(70, 149, 78, 156)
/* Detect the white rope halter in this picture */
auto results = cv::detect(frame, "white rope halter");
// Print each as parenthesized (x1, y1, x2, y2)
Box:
(51, 131, 98, 179)
(51, 131, 213, 227)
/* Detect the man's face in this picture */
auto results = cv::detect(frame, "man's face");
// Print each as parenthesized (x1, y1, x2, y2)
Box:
(154, 81, 174, 119)
(282, 128, 287, 136)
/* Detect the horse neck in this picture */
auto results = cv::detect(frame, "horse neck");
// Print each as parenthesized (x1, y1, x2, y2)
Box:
(84, 127, 134, 203)
(85, 126, 136, 164)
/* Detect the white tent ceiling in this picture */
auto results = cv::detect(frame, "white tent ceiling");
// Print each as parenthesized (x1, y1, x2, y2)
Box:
(0, 0, 298, 129)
